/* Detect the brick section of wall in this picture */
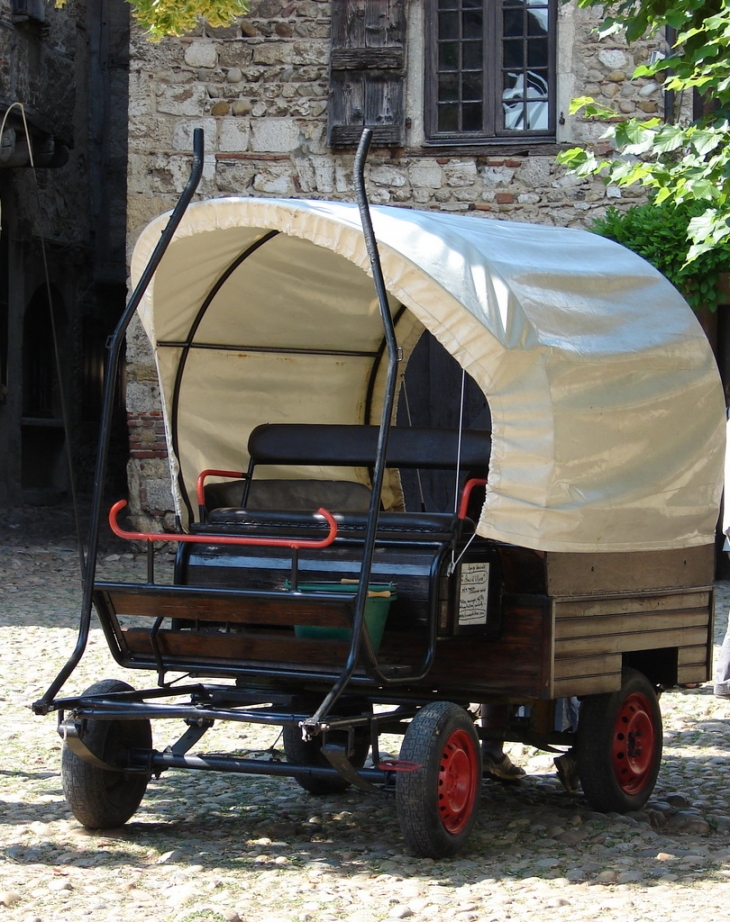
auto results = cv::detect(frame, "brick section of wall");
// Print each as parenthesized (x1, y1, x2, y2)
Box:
(127, 411, 167, 460)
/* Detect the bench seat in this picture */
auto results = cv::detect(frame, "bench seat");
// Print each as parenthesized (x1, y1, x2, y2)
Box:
(193, 509, 465, 543)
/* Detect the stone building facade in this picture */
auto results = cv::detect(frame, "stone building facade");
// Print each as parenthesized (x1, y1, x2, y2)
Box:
(125, 0, 668, 527)
(0, 0, 130, 506)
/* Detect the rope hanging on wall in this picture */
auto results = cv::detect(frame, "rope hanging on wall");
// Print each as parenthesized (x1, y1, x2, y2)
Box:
(1, 101, 85, 572)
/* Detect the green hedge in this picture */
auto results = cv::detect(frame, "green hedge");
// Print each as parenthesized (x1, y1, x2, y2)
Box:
(591, 200, 730, 312)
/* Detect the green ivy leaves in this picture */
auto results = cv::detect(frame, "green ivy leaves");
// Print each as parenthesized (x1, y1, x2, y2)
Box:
(129, 0, 250, 40)
(561, 0, 730, 264)
(55, 0, 251, 40)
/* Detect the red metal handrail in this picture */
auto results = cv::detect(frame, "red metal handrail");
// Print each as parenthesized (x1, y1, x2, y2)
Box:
(108, 500, 338, 549)
(196, 468, 247, 508)
(458, 478, 488, 520)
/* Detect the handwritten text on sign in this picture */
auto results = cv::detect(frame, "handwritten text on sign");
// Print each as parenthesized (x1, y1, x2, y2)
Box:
(458, 562, 490, 626)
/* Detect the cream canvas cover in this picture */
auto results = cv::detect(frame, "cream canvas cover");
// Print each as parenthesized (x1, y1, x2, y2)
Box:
(131, 197, 725, 553)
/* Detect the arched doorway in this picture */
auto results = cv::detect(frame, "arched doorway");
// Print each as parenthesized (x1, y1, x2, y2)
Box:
(398, 330, 490, 513)
(21, 285, 68, 502)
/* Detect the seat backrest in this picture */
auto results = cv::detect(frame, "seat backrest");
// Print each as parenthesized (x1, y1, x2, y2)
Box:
(204, 478, 372, 513)
(247, 424, 491, 472)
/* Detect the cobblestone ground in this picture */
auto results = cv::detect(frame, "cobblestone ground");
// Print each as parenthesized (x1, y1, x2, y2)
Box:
(2, 504, 730, 922)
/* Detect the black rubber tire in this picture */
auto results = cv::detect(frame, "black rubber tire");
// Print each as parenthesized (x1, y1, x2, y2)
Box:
(283, 702, 371, 795)
(61, 679, 152, 828)
(395, 701, 482, 858)
(576, 667, 662, 813)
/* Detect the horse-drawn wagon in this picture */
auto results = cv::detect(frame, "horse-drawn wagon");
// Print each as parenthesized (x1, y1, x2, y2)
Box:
(35, 132, 725, 857)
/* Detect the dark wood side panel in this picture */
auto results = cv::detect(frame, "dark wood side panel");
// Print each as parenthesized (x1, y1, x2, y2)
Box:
(497, 545, 547, 594)
(556, 626, 709, 659)
(555, 609, 709, 641)
(678, 644, 712, 686)
(552, 656, 623, 697)
(546, 545, 714, 596)
(678, 645, 711, 667)
(406, 593, 554, 699)
(555, 590, 711, 624)
(120, 625, 433, 678)
(552, 587, 713, 696)
(121, 626, 352, 670)
(120, 595, 555, 701)
(97, 587, 355, 628)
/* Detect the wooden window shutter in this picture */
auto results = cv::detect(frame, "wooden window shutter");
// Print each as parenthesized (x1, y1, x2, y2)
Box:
(328, 0, 406, 148)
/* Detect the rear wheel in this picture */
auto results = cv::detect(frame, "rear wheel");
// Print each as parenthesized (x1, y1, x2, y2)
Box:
(396, 701, 481, 858)
(576, 668, 662, 813)
(61, 679, 152, 828)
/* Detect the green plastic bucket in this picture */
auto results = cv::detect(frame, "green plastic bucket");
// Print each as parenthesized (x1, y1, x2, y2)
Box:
(292, 581, 395, 652)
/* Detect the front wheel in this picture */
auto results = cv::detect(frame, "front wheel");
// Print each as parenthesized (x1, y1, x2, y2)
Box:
(396, 701, 482, 858)
(576, 668, 662, 813)
(61, 679, 152, 828)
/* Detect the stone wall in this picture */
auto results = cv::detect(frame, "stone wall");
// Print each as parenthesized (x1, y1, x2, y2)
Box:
(1, 0, 93, 505)
(0, 0, 130, 506)
(1, 0, 87, 240)
(125, 0, 665, 526)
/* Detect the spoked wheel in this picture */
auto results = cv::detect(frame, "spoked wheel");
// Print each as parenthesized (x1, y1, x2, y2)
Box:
(283, 699, 371, 795)
(396, 701, 482, 858)
(576, 667, 662, 813)
(61, 679, 152, 828)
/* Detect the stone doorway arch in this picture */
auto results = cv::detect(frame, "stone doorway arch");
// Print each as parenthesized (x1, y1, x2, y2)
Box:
(21, 284, 68, 503)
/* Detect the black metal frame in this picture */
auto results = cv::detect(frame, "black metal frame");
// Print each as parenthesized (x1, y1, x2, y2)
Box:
(33, 128, 470, 799)
(56, 683, 426, 792)
(33, 128, 206, 716)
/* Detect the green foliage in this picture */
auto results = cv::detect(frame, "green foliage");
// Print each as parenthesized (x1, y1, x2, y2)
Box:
(55, 0, 250, 39)
(128, 0, 250, 40)
(558, 0, 730, 263)
(590, 199, 730, 310)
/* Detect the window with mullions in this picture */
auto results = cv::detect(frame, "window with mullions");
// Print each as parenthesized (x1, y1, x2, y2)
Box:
(426, 0, 556, 144)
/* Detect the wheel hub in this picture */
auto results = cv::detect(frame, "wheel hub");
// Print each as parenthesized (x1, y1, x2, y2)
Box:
(437, 729, 479, 834)
(611, 691, 655, 794)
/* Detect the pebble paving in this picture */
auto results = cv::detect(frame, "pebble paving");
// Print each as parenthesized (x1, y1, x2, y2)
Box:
(2, 504, 730, 922)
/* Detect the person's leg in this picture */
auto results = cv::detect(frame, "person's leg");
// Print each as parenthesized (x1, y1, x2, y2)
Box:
(480, 704, 525, 780)
(715, 617, 730, 697)
(553, 697, 580, 793)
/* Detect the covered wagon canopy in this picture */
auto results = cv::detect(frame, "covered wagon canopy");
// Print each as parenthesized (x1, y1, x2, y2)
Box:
(131, 197, 725, 553)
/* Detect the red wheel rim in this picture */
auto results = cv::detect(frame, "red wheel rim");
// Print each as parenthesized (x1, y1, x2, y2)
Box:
(611, 691, 656, 795)
(437, 728, 479, 834)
